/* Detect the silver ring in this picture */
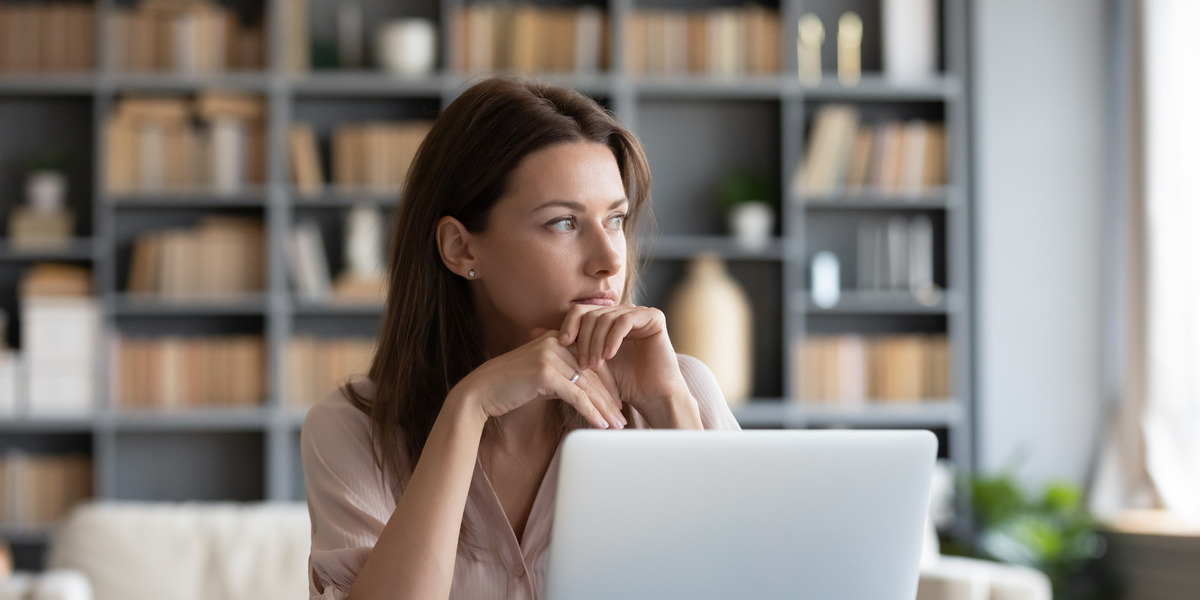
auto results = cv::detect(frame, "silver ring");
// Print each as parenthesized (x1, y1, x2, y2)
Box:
(569, 371, 580, 384)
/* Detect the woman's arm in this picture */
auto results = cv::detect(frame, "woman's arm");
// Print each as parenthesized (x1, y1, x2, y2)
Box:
(347, 386, 486, 600)
(345, 331, 622, 600)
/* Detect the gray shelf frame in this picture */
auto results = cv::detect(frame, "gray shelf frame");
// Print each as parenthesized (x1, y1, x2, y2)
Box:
(0, 0, 975, 546)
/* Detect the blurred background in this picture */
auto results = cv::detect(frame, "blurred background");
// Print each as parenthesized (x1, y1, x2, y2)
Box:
(0, 1, 1196, 599)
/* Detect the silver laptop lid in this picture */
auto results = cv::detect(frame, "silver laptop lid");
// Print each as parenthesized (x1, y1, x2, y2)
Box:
(546, 429, 937, 600)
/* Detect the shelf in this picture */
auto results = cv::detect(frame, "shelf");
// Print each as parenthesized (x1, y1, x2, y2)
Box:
(0, 239, 95, 262)
(107, 188, 269, 208)
(290, 188, 401, 207)
(112, 294, 270, 316)
(802, 189, 953, 210)
(799, 290, 956, 315)
(0, 417, 95, 433)
(633, 75, 793, 100)
(107, 407, 271, 431)
(0, 0, 975, 517)
(292, 299, 384, 316)
(283, 408, 310, 429)
(105, 71, 272, 93)
(733, 400, 963, 428)
(290, 71, 445, 96)
(803, 75, 961, 102)
(445, 72, 615, 98)
(648, 236, 784, 261)
(0, 73, 96, 95)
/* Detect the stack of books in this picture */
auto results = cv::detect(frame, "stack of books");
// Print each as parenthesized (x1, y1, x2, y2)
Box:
(331, 121, 432, 194)
(0, 3, 96, 72)
(626, 6, 780, 77)
(21, 264, 98, 416)
(855, 215, 937, 295)
(107, 0, 264, 73)
(105, 93, 266, 194)
(113, 335, 265, 409)
(284, 337, 377, 409)
(795, 334, 950, 405)
(453, 4, 607, 74)
(796, 104, 946, 198)
(126, 217, 265, 299)
(288, 120, 435, 196)
(0, 452, 92, 526)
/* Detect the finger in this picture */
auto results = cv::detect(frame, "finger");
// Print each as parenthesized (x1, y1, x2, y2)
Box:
(549, 363, 613, 430)
(558, 303, 596, 346)
(593, 362, 627, 423)
(542, 338, 618, 429)
(575, 309, 606, 369)
(576, 368, 626, 428)
(602, 310, 639, 361)
(590, 308, 633, 366)
(530, 327, 552, 341)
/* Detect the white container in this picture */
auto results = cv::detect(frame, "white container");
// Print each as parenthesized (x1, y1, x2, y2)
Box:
(882, 0, 938, 82)
(810, 251, 841, 309)
(25, 170, 68, 214)
(727, 201, 775, 251)
(376, 19, 437, 76)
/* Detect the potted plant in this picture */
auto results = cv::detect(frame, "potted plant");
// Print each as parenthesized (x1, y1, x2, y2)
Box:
(715, 170, 776, 250)
(944, 469, 1116, 600)
(23, 150, 70, 214)
(11, 150, 74, 249)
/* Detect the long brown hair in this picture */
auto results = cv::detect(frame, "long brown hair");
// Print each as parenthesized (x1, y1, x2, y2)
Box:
(344, 77, 652, 489)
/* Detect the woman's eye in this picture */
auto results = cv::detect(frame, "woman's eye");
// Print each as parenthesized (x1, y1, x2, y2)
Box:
(548, 217, 576, 232)
(607, 214, 626, 230)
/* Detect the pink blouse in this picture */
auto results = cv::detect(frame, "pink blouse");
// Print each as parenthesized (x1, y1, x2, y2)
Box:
(302, 354, 741, 600)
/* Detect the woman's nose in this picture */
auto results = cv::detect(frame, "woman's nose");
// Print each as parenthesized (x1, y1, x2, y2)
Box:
(585, 226, 624, 277)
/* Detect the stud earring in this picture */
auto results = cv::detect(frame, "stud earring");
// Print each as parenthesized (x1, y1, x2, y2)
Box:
(468, 269, 476, 279)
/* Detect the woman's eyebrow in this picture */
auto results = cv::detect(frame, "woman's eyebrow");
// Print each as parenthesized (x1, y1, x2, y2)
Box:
(532, 198, 629, 213)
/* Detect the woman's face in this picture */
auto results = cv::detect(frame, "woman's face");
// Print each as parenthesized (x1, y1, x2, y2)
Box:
(470, 141, 629, 352)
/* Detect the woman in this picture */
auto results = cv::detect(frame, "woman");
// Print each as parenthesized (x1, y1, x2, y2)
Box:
(302, 77, 740, 600)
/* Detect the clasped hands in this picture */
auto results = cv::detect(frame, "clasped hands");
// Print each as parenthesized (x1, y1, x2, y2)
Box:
(458, 304, 697, 431)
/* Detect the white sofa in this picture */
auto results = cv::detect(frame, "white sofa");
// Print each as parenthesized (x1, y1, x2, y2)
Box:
(0, 501, 1050, 600)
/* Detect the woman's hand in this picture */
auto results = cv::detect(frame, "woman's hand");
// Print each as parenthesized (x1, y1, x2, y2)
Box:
(455, 330, 627, 430)
(557, 304, 701, 428)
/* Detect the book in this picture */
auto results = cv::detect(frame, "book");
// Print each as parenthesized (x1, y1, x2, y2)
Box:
(843, 126, 875, 191)
(0, 351, 18, 417)
(908, 215, 935, 294)
(289, 123, 325, 195)
(575, 6, 602, 74)
(899, 120, 929, 195)
(285, 336, 376, 408)
(283, 0, 309, 72)
(22, 293, 99, 416)
(288, 221, 332, 301)
(885, 216, 910, 290)
(209, 118, 246, 193)
(115, 335, 265, 408)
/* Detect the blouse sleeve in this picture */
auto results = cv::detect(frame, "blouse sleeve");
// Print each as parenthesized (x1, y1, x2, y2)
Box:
(677, 354, 743, 431)
(301, 386, 404, 599)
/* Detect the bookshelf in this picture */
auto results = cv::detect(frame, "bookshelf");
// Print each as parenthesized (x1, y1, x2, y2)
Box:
(0, 0, 975, 570)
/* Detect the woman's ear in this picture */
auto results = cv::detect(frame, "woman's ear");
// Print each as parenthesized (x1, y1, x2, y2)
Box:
(436, 216, 476, 279)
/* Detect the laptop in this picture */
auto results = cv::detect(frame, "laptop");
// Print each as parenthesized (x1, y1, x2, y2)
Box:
(545, 429, 937, 600)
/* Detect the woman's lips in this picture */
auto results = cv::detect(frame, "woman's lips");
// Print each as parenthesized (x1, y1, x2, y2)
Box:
(571, 297, 616, 306)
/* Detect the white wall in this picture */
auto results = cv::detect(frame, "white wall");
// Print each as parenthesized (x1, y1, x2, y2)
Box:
(973, 0, 1108, 488)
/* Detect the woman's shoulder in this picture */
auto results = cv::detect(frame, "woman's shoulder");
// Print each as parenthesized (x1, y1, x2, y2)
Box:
(300, 378, 382, 461)
(676, 354, 742, 431)
(304, 378, 375, 425)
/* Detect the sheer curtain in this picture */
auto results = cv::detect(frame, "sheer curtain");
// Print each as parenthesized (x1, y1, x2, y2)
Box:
(1090, 0, 1200, 524)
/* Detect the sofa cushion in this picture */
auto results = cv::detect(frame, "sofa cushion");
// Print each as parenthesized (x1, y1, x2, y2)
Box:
(47, 502, 310, 600)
